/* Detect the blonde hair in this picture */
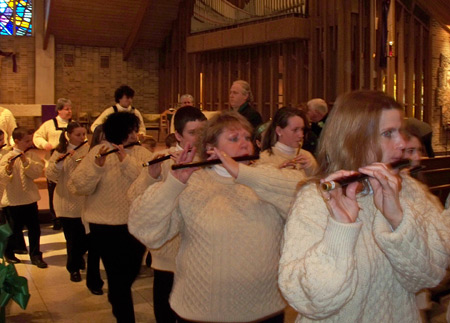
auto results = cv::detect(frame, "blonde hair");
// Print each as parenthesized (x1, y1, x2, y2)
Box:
(316, 90, 403, 175)
(196, 111, 253, 161)
(307, 98, 328, 115)
(232, 80, 254, 103)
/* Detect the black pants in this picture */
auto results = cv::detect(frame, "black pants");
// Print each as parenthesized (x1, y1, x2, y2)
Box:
(3, 207, 27, 252)
(86, 232, 104, 291)
(47, 180, 57, 220)
(5, 202, 41, 258)
(176, 312, 284, 323)
(153, 269, 176, 323)
(60, 217, 87, 273)
(89, 223, 145, 323)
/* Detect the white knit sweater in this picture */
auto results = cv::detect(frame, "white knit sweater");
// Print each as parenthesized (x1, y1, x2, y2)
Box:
(46, 144, 89, 218)
(68, 142, 152, 225)
(33, 116, 69, 150)
(258, 143, 318, 177)
(128, 146, 179, 273)
(0, 107, 17, 147)
(0, 149, 44, 206)
(279, 175, 450, 322)
(129, 164, 304, 322)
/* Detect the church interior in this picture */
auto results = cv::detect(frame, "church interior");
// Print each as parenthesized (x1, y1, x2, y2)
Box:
(1, 0, 450, 322)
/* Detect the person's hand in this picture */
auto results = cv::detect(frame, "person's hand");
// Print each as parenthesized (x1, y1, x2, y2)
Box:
(359, 163, 403, 229)
(95, 145, 108, 167)
(5, 155, 17, 174)
(280, 152, 312, 170)
(44, 143, 53, 151)
(211, 148, 239, 178)
(112, 144, 127, 162)
(147, 154, 165, 179)
(20, 153, 29, 167)
(320, 170, 361, 224)
(170, 143, 197, 184)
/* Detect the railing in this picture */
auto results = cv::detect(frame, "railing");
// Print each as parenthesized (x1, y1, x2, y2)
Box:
(193, 0, 308, 32)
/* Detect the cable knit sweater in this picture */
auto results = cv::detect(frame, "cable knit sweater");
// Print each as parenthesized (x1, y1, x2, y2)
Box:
(33, 116, 69, 150)
(45, 144, 89, 218)
(0, 107, 17, 147)
(0, 149, 44, 206)
(68, 143, 152, 225)
(128, 146, 180, 273)
(129, 164, 304, 322)
(279, 175, 450, 322)
(257, 143, 318, 177)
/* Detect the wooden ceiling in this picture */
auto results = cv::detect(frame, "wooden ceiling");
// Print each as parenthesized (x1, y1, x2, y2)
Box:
(417, 0, 450, 27)
(45, 0, 182, 58)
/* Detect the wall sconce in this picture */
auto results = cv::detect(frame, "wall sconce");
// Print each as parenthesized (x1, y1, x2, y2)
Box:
(388, 41, 394, 57)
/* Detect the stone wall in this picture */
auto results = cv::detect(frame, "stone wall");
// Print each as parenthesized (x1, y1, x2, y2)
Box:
(0, 37, 35, 103)
(431, 20, 450, 153)
(55, 45, 159, 117)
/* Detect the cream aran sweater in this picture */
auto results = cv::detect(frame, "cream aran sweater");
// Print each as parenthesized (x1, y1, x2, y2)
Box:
(129, 164, 304, 322)
(33, 116, 69, 150)
(128, 146, 180, 273)
(68, 143, 152, 225)
(257, 142, 318, 177)
(279, 175, 450, 322)
(0, 107, 17, 146)
(0, 149, 44, 206)
(46, 144, 89, 218)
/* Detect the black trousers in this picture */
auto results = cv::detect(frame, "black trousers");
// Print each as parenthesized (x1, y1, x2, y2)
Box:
(86, 233, 104, 291)
(176, 312, 284, 323)
(60, 217, 87, 273)
(89, 223, 145, 323)
(153, 269, 177, 323)
(2, 207, 27, 252)
(5, 202, 41, 258)
(47, 180, 57, 220)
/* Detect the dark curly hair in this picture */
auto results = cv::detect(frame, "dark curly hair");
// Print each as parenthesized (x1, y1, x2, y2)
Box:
(103, 112, 140, 145)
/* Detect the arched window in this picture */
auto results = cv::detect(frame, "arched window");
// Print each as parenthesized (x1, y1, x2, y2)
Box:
(0, 0, 33, 36)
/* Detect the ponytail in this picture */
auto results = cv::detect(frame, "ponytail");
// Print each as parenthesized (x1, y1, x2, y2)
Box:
(55, 121, 83, 153)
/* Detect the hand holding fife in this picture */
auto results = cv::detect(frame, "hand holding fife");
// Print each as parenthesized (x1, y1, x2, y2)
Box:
(212, 148, 239, 178)
(95, 145, 109, 167)
(170, 143, 197, 184)
(112, 144, 127, 162)
(320, 170, 361, 224)
(358, 162, 403, 229)
(147, 154, 165, 179)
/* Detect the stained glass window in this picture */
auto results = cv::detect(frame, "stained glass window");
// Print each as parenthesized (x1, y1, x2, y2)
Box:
(0, 0, 32, 36)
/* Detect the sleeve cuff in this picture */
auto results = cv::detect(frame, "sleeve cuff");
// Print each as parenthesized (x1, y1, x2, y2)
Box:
(318, 216, 363, 257)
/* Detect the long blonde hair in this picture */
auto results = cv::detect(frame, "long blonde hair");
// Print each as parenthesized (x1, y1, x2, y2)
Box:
(316, 90, 403, 175)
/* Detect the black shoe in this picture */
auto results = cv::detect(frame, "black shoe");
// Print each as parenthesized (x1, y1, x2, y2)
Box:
(14, 249, 28, 255)
(70, 271, 82, 282)
(5, 255, 21, 264)
(52, 219, 62, 230)
(31, 257, 48, 268)
(88, 287, 103, 296)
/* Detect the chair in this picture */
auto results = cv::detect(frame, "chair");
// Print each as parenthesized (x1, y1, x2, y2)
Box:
(158, 109, 175, 141)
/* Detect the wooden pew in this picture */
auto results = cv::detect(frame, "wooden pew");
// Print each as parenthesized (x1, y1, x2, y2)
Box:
(417, 156, 450, 206)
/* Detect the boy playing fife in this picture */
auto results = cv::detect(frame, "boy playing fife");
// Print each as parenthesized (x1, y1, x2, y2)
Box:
(0, 128, 47, 268)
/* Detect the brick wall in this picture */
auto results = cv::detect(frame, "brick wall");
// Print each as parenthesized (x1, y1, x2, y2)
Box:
(431, 20, 450, 153)
(0, 37, 35, 103)
(55, 45, 159, 118)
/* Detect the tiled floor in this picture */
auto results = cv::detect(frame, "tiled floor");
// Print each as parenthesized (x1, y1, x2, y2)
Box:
(4, 224, 298, 323)
(5, 225, 156, 323)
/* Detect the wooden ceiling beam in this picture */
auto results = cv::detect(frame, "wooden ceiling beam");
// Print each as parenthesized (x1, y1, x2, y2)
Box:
(43, 0, 54, 50)
(123, 0, 152, 61)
